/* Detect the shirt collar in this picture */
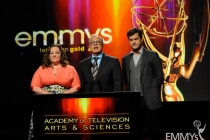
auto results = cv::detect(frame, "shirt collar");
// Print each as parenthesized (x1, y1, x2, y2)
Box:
(91, 52, 103, 60)
(130, 47, 143, 55)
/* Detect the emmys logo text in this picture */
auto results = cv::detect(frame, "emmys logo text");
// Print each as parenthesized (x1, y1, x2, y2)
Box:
(165, 120, 206, 140)
(166, 133, 198, 140)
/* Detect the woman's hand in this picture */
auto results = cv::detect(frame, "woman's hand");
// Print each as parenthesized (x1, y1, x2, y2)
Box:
(63, 88, 78, 94)
(32, 86, 52, 94)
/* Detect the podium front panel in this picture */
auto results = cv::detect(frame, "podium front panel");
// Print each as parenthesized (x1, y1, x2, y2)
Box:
(32, 92, 141, 140)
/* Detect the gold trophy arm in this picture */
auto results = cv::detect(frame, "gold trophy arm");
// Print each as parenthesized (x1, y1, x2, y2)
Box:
(179, 0, 210, 79)
(141, 25, 168, 62)
(164, 1, 186, 81)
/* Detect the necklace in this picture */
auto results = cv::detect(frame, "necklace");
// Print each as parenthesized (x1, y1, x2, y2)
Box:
(51, 64, 59, 76)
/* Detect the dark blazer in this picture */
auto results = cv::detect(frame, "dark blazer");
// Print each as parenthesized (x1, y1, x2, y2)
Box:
(78, 53, 123, 92)
(122, 47, 164, 110)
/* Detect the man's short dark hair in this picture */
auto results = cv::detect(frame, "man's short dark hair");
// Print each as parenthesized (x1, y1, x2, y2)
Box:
(127, 28, 143, 38)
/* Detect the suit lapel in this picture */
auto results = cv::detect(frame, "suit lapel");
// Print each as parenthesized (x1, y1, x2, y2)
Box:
(125, 54, 131, 78)
(87, 57, 94, 80)
(140, 47, 147, 77)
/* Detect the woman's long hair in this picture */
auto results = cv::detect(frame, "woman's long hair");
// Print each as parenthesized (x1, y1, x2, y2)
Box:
(42, 44, 70, 68)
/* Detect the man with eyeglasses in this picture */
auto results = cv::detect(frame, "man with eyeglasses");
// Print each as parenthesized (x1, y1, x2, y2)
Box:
(78, 34, 123, 92)
(122, 28, 164, 140)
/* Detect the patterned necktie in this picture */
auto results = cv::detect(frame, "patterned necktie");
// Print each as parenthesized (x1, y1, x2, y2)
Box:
(92, 57, 98, 80)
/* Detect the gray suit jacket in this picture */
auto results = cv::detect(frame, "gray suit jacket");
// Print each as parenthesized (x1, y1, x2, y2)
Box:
(122, 47, 164, 110)
(79, 53, 123, 92)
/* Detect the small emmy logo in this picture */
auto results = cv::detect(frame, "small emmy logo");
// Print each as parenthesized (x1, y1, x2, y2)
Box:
(193, 120, 206, 140)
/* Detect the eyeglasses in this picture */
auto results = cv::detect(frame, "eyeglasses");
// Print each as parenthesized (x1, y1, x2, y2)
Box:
(90, 41, 102, 45)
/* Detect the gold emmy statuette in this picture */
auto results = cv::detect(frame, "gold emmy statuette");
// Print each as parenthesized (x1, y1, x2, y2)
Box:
(131, 0, 210, 101)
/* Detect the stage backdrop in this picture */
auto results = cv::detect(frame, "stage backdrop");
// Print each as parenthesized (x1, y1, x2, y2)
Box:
(2, 0, 210, 103)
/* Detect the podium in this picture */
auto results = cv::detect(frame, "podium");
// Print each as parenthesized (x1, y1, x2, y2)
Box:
(32, 92, 141, 140)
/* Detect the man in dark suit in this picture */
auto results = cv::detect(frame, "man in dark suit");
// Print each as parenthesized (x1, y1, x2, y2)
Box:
(78, 34, 123, 92)
(122, 28, 164, 140)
